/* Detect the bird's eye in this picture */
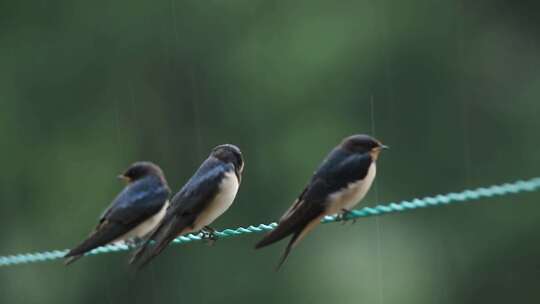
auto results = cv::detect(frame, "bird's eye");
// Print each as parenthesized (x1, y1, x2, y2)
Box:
(126, 169, 136, 178)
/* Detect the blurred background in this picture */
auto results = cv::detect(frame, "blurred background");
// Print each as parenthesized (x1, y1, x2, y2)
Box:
(1, 0, 539, 303)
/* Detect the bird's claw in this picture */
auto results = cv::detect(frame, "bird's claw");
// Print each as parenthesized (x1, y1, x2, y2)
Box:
(201, 226, 218, 246)
(337, 209, 357, 224)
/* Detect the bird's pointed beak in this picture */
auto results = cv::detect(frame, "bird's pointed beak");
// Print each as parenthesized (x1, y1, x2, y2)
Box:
(380, 144, 390, 150)
(117, 174, 130, 182)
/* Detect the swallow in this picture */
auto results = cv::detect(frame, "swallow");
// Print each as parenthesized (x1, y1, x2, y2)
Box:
(129, 144, 244, 268)
(64, 162, 171, 265)
(255, 134, 388, 269)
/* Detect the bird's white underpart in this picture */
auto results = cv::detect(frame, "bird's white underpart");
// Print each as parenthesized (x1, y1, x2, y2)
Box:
(192, 171, 239, 232)
(326, 162, 377, 215)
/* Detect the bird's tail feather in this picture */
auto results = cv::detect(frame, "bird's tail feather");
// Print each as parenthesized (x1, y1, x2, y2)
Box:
(274, 216, 323, 270)
(275, 230, 301, 270)
(255, 226, 294, 250)
(64, 254, 83, 266)
(64, 222, 125, 265)
(255, 208, 324, 250)
(129, 215, 190, 269)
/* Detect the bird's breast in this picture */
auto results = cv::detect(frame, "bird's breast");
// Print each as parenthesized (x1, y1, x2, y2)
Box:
(326, 162, 377, 215)
(193, 171, 239, 231)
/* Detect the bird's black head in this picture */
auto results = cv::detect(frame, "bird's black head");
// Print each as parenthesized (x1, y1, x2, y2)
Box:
(118, 161, 165, 183)
(341, 134, 389, 160)
(211, 144, 244, 176)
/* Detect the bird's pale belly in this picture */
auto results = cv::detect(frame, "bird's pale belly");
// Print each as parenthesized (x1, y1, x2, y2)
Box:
(325, 163, 376, 215)
(113, 201, 169, 244)
(192, 171, 239, 231)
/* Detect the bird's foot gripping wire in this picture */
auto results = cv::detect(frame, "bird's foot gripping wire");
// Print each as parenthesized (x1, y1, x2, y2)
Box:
(336, 209, 357, 224)
(201, 226, 218, 246)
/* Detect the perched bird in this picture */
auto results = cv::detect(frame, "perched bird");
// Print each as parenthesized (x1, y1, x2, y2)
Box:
(64, 162, 171, 265)
(130, 144, 244, 269)
(255, 134, 388, 269)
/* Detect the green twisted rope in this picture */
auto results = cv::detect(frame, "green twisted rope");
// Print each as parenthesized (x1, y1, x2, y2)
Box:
(1, 177, 539, 267)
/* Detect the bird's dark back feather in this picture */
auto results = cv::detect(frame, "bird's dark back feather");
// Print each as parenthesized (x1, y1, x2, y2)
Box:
(101, 176, 170, 224)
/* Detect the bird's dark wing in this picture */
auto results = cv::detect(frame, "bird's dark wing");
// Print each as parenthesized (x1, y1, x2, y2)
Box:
(167, 160, 232, 218)
(311, 148, 373, 194)
(64, 220, 128, 265)
(64, 178, 169, 264)
(101, 182, 169, 226)
(130, 159, 230, 269)
(255, 149, 373, 269)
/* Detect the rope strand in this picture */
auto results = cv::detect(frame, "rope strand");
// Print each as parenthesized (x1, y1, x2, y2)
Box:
(1, 177, 539, 267)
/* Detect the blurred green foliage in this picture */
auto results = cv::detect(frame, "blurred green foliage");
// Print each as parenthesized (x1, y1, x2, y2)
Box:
(1, 0, 539, 303)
